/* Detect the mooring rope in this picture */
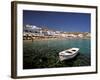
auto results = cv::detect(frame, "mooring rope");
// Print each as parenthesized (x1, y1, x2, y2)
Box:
(49, 58, 60, 67)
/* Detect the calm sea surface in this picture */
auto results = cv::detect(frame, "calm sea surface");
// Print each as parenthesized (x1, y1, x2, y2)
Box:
(23, 39, 91, 69)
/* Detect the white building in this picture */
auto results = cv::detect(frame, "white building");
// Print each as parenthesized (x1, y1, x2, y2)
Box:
(23, 24, 41, 33)
(23, 24, 58, 36)
(78, 34, 83, 38)
(86, 33, 91, 37)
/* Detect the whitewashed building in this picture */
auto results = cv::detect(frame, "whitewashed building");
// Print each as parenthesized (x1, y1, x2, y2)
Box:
(78, 34, 83, 38)
(23, 24, 58, 36)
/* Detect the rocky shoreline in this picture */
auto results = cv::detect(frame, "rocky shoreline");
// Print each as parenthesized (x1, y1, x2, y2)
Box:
(23, 36, 90, 42)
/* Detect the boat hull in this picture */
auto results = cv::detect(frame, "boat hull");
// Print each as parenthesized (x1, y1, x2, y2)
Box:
(59, 48, 79, 61)
(59, 51, 78, 61)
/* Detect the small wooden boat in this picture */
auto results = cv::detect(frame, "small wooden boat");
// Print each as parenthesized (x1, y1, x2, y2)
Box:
(59, 48, 79, 61)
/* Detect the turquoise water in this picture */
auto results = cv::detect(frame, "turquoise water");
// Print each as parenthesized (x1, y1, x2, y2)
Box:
(23, 39, 91, 69)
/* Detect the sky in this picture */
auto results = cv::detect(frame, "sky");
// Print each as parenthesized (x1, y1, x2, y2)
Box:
(23, 10, 91, 32)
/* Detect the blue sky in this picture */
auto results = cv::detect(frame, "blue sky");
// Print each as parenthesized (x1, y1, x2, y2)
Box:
(23, 10, 91, 32)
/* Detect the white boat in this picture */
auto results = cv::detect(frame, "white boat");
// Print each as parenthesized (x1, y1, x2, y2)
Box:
(59, 48, 79, 61)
